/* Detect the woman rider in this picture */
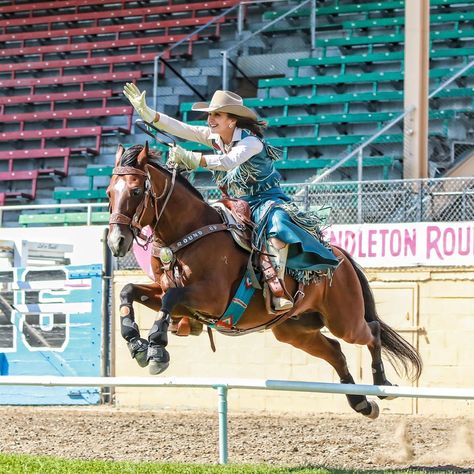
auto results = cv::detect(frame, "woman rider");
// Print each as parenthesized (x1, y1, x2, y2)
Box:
(123, 83, 339, 311)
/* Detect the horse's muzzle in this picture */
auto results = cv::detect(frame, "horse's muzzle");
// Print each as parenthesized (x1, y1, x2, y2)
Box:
(107, 225, 133, 257)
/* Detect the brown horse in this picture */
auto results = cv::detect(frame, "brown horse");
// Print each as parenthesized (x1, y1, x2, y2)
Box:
(107, 143, 422, 419)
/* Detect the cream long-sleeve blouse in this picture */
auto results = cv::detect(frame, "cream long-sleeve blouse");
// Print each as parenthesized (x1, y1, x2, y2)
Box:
(157, 112, 263, 171)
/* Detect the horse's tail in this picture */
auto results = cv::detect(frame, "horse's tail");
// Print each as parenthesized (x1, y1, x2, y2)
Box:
(337, 247, 423, 381)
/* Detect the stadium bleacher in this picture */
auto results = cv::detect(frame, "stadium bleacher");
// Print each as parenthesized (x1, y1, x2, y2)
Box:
(0, 0, 239, 214)
(0, 0, 472, 226)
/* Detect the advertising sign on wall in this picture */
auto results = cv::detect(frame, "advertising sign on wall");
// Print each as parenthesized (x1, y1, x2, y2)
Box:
(133, 221, 474, 275)
(327, 221, 474, 267)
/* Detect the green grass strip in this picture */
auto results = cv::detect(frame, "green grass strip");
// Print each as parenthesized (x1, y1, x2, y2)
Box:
(0, 454, 467, 474)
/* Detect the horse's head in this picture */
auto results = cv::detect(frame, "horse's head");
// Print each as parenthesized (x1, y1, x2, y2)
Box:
(107, 143, 157, 257)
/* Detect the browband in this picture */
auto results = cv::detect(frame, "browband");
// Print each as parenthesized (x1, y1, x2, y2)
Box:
(113, 166, 148, 176)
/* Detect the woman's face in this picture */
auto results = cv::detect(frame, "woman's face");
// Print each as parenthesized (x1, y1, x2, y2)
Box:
(207, 111, 236, 137)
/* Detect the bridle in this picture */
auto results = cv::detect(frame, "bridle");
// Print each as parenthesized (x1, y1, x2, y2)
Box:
(108, 120, 179, 250)
(109, 164, 177, 250)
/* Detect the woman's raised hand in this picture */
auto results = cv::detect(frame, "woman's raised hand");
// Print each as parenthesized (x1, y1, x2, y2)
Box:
(169, 145, 202, 170)
(123, 83, 156, 123)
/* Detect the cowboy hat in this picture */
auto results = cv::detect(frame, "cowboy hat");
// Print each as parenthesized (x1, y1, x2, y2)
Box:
(191, 90, 257, 120)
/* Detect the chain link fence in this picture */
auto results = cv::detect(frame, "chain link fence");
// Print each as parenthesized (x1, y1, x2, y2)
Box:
(297, 176, 474, 225)
(115, 175, 474, 269)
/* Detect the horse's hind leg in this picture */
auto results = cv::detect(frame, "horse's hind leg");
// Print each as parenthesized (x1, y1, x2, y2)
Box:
(367, 321, 395, 399)
(119, 282, 163, 368)
(272, 317, 379, 419)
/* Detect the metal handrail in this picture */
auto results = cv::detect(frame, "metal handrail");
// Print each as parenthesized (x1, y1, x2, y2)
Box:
(221, 0, 315, 89)
(0, 177, 474, 223)
(0, 202, 108, 211)
(303, 58, 474, 191)
(428, 58, 474, 99)
(152, 3, 240, 111)
(0, 202, 109, 227)
(152, 0, 316, 110)
(2, 375, 474, 464)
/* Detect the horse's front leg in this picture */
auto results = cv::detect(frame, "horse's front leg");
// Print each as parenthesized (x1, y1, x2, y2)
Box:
(120, 282, 163, 368)
(147, 286, 196, 375)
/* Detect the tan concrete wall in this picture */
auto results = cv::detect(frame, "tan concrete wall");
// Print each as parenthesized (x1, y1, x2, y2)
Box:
(112, 267, 474, 416)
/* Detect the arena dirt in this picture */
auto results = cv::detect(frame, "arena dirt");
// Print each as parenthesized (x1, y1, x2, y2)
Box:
(0, 406, 473, 470)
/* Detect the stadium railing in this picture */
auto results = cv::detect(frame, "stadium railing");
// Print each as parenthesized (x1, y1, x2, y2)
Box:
(4, 176, 474, 228)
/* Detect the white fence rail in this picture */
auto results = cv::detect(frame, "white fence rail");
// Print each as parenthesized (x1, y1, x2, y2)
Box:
(2, 376, 474, 464)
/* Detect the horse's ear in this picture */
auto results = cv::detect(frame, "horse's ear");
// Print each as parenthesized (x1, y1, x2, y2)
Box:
(115, 144, 125, 167)
(137, 142, 149, 168)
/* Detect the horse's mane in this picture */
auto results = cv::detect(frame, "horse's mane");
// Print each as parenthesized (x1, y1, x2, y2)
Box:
(120, 144, 204, 201)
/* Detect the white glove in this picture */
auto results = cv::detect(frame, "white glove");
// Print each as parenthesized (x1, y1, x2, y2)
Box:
(123, 82, 156, 123)
(169, 145, 202, 171)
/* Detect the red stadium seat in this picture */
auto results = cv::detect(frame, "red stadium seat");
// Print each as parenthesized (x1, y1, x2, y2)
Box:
(0, 191, 36, 203)
(1, 33, 198, 59)
(0, 70, 141, 92)
(0, 89, 113, 106)
(0, 127, 102, 153)
(0, 0, 127, 15)
(0, 147, 71, 176)
(0, 16, 225, 45)
(3, 106, 133, 130)
(0, 0, 238, 32)
(0, 44, 194, 78)
(0, 170, 39, 200)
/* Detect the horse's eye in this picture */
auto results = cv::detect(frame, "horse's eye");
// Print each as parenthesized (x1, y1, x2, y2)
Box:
(132, 188, 142, 197)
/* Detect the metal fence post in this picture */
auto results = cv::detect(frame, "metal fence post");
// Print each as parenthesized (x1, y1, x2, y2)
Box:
(310, 0, 316, 54)
(222, 50, 228, 90)
(417, 181, 431, 221)
(237, 3, 245, 38)
(153, 55, 160, 112)
(217, 385, 229, 464)
(357, 148, 364, 224)
(304, 183, 310, 212)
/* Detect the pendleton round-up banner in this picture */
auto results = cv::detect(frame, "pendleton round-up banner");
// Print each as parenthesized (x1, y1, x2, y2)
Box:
(326, 221, 474, 267)
(132, 221, 474, 275)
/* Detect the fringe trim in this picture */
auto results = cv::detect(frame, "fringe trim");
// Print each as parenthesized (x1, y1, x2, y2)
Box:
(264, 142, 282, 161)
(214, 160, 277, 197)
(287, 268, 333, 285)
(241, 129, 281, 162)
(257, 202, 337, 285)
(279, 202, 328, 241)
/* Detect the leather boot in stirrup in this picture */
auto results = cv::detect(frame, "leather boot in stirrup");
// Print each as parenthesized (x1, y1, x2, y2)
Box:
(267, 240, 293, 311)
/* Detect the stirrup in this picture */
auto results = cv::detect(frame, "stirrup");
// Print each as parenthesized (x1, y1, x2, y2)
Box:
(272, 295, 293, 311)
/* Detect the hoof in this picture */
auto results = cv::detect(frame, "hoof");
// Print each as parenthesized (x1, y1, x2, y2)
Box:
(149, 360, 170, 375)
(147, 344, 170, 375)
(189, 319, 203, 336)
(175, 317, 191, 337)
(134, 349, 149, 368)
(365, 400, 380, 420)
(127, 338, 149, 368)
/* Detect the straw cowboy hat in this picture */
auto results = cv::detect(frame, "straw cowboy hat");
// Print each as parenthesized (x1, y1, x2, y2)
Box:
(192, 90, 257, 120)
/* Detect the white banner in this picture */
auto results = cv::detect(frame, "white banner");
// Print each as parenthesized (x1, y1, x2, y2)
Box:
(326, 221, 474, 267)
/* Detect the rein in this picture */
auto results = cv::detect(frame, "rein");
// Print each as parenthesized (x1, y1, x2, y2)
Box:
(109, 164, 177, 250)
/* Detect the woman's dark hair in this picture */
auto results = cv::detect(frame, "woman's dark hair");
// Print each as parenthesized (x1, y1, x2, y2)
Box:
(228, 114, 267, 138)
